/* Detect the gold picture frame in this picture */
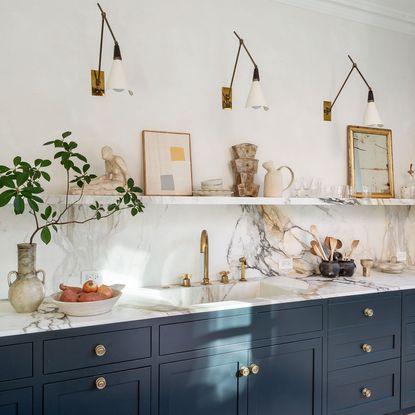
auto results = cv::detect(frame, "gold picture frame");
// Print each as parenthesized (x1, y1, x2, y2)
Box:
(142, 130, 193, 196)
(347, 125, 394, 198)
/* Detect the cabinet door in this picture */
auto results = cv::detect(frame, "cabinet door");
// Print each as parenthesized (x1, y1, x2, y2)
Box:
(0, 388, 32, 415)
(159, 351, 247, 415)
(247, 338, 322, 415)
(44, 367, 150, 415)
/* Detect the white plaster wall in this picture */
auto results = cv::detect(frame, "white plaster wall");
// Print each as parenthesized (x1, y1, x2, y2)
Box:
(0, 0, 415, 299)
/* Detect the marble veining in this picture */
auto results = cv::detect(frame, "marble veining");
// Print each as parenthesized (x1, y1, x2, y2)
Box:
(1, 272, 415, 338)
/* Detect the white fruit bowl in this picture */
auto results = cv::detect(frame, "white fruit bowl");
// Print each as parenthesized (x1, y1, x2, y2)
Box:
(50, 286, 123, 317)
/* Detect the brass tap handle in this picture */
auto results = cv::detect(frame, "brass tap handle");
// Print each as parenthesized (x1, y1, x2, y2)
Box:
(361, 387, 372, 398)
(238, 366, 250, 377)
(363, 307, 374, 317)
(361, 343, 373, 353)
(239, 257, 247, 282)
(96, 377, 107, 390)
(219, 271, 230, 284)
(95, 344, 107, 357)
(181, 274, 191, 287)
(249, 364, 260, 375)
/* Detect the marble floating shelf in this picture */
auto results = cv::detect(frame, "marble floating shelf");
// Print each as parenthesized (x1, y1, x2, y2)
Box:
(36, 195, 415, 206)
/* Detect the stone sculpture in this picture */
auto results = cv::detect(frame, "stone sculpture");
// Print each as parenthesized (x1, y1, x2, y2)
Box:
(231, 143, 259, 197)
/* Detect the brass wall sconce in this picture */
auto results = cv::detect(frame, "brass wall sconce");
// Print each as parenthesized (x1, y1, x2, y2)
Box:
(91, 3, 133, 96)
(324, 55, 382, 127)
(222, 31, 268, 111)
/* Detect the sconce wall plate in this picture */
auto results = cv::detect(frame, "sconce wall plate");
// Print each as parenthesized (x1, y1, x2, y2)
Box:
(222, 87, 232, 110)
(323, 101, 332, 121)
(91, 70, 105, 96)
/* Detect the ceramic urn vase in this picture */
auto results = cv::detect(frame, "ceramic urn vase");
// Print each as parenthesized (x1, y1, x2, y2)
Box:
(8, 243, 45, 313)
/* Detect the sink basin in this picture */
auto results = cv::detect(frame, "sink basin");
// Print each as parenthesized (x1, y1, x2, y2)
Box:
(131, 276, 309, 308)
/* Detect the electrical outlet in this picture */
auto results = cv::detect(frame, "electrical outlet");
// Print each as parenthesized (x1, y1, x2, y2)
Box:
(81, 270, 103, 285)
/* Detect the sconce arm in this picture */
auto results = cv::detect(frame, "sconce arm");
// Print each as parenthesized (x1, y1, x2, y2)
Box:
(229, 31, 259, 88)
(97, 3, 118, 44)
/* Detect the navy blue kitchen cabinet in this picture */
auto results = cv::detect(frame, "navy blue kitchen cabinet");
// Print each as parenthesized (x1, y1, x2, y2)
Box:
(2, 291, 415, 415)
(247, 338, 322, 415)
(0, 388, 32, 415)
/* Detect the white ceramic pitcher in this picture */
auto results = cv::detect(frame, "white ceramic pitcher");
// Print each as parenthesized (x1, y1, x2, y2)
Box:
(263, 161, 295, 197)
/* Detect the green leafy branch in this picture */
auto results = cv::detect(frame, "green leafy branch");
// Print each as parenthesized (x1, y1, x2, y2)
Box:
(0, 131, 144, 245)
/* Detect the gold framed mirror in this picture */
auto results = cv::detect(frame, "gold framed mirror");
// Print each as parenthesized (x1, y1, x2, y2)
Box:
(347, 125, 394, 198)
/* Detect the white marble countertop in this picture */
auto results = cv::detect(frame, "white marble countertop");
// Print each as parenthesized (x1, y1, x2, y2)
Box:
(2, 271, 415, 338)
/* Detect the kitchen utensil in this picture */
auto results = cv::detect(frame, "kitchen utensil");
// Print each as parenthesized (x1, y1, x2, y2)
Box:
(329, 237, 338, 261)
(310, 225, 328, 260)
(310, 243, 325, 260)
(324, 236, 343, 251)
(345, 240, 360, 260)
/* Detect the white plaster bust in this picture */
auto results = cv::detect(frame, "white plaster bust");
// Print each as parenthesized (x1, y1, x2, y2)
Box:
(70, 146, 130, 195)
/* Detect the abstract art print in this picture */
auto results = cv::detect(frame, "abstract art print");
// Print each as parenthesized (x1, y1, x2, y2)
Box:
(142, 130, 193, 196)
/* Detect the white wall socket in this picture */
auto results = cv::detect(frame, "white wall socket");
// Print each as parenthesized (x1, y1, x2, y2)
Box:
(81, 270, 103, 285)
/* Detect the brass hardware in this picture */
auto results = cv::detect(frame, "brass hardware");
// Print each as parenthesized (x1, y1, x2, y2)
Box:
(239, 257, 247, 282)
(95, 377, 107, 390)
(363, 307, 374, 317)
(200, 230, 210, 285)
(181, 274, 191, 287)
(361, 343, 373, 353)
(91, 70, 105, 96)
(323, 101, 332, 121)
(95, 344, 107, 357)
(238, 366, 250, 377)
(361, 387, 372, 398)
(249, 364, 260, 375)
(219, 271, 230, 284)
(222, 87, 232, 110)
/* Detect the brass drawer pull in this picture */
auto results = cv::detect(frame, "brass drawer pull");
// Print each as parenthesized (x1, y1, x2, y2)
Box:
(249, 364, 260, 375)
(95, 344, 107, 357)
(238, 366, 250, 377)
(95, 377, 107, 390)
(363, 307, 374, 317)
(361, 343, 373, 353)
(361, 387, 372, 398)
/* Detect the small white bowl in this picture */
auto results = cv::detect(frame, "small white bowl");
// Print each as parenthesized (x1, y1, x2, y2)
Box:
(50, 287, 123, 316)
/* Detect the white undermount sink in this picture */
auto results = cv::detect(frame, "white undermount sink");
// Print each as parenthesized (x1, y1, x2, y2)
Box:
(131, 276, 309, 308)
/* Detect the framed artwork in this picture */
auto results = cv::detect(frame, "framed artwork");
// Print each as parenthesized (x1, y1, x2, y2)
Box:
(347, 125, 394, 198)
(142, 130, 193, 196)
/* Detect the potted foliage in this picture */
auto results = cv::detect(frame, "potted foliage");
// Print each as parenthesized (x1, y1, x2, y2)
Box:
(0, 132, 144, 313)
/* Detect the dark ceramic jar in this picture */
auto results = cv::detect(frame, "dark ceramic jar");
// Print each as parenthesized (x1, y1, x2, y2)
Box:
(319, 261, 340, 278)
(338, 259, 356, 277)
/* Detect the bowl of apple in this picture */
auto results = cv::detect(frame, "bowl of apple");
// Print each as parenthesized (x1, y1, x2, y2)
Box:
(50, 280, 124, 316)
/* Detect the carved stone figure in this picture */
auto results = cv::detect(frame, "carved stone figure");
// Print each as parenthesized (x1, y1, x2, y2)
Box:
(70, 146, 130, 195)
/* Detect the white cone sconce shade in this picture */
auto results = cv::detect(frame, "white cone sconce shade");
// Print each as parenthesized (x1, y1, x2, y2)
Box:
(91, 4, 133, 97)
(364, 90, 383, 127)
(246, 68, 269, 111)
(222, 31, 269, 111)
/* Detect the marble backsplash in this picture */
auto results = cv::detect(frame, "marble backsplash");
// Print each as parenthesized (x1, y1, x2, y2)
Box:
(0, 202, 414, 299)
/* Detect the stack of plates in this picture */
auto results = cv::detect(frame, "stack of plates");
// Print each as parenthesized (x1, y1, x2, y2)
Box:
(193, 179, 234, 197)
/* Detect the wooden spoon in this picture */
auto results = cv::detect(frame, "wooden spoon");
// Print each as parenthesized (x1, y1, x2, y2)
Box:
(345, 239, 360, 260)
(310, 225, 328, 260)
(310, 240, 326, 260)
(329, 237, 338, 261)
(324, 236, 343, 251)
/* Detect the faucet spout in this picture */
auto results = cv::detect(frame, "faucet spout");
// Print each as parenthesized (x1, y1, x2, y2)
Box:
(200, 230, 209, 285)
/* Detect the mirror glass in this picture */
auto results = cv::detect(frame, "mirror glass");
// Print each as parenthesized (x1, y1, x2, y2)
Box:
(348, 126, 394, 198)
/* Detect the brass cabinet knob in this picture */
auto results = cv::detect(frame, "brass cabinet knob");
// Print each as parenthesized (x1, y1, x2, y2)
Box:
(361, 343, 373, 353)
(363, 307, 374, 317)
(95, 377, 107, 390)
(239, 366, 250, 377)
(95, 344, 107, 357)
(361, 387, 372, 398)
(249, 364, 260, 375)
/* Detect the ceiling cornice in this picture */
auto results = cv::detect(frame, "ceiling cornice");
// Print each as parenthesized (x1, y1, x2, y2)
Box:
(273, 0, 415, 36)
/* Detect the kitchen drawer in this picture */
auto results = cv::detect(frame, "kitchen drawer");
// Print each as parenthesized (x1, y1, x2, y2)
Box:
(159, 304, 322, 355)
(0, 343, 32, 382)
(0, 387, 32, 415)
(327, 358, 400, 415)
(44, 367, 150, 415)
(328, 323, 400, 371)
(44, 327, 151, 374)
(328, 294, 401, 331)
